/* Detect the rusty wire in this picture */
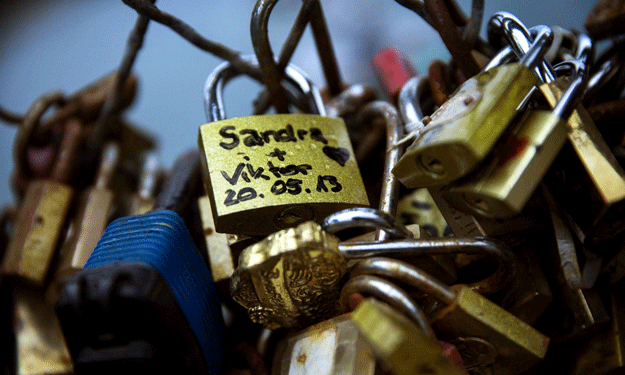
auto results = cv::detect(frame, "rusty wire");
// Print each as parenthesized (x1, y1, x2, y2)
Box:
(121, 0, 262, 79)
(252, 0, 342, 113)
(87, 0, 155, 155)
(0, 104, 24, 125)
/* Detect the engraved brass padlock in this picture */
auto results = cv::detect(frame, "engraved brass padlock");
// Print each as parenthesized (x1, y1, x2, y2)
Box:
(198, 56, 368, 236)
(392, 24, 553, 188)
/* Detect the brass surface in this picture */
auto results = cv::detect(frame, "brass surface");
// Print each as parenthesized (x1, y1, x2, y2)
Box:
(14, 286, 73, 375)
(393, 63, 540, 188)
(198, 114, 369, 236)
(541, 81, 625, 227)
(443, 110, 568, 218)
(352, 298, 466, 375)
(2, 180, 73, 284)
(231, 221, 346, 329)
(432, 285, 549, 374)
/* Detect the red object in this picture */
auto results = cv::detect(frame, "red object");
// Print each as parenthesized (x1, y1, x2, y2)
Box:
(439, 341, 469, 374)
(373, 47, 418, 104)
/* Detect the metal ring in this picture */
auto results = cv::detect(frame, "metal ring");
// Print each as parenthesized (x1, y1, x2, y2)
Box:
(321, 207, 414, 240)
(340, 274, 434, 338)
(350, 257, 456, 304)
(356, 102, 404, 241)
(338, 237, 516, 295)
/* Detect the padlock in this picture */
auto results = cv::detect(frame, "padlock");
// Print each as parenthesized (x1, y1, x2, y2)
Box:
(270, 313, 378, 375)
(12, 283, 73, 375)
(442, 31, 590, 218)
(391, 23, 553, 188)
(396, 70, 539, 239)
(2, 119, 82, 284)
(198, 55, 368, 236)
(46, 142, 120, 303)
(489, 19, 625, 248)
(56, 150, 224, 375)
(197, 194, 239, 297)
(351, 298, 468, 375)
(349, 257, 549, 374)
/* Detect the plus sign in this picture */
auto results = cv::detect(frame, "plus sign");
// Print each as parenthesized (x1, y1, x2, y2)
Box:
(268, 148, 287, 161)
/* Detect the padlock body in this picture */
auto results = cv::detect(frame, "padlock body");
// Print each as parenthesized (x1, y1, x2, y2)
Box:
(15, 285, 73, 375)
(542, 81, 625, 246)
(2, 180, 73, 284)
(198, 114, 369, 236)
(198, 195, 234, 296)
(431, 285, 549, 374)
(443, 109, 568, 218)
(231, 221, 346, 329)
(272, 313, 376, 375)
(393, 63, 540, 188)
(352, 298, 466, 375)
(78, 210, 225, 374)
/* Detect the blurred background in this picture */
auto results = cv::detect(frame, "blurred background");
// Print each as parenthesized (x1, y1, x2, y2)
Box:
(0, 0, 596, 208)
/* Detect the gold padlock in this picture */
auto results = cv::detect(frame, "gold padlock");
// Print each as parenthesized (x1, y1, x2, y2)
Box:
(352, 298, 468, 375)
(391, 26, 552, 188)
(2, 119, 82, 284)
(350, 257, 549, 374)
(47, 142, 120, 302)
(13, 284, 73, 375)
(198, 56, 368, 236)
(443, 62, 589, 218)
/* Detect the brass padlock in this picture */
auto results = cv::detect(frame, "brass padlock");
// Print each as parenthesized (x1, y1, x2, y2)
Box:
(13, 284, 73, 375)
(351, 298, 468, 375)
(443, 50, 590, 218)
(391, 24, 552, 188)
(350, 257, 549, 374)
(47, 142, 120, 302)
(198, 56, 368, 236)
(2, 119, 82, 284)
(397, 71, 539, 239)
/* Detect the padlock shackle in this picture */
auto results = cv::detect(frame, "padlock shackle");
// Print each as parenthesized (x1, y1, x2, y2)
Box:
(551, 60, 589, 120)
(488, 12, 555, 82)
(355, 102, 404, 241)
(350, 257, 457, 305)
(340, 274, 435, 338)
(339, 237, 516, 295)
(483, 45, 517, 71)
(322, 207, 414, 240)
(203, 55, 325, 123)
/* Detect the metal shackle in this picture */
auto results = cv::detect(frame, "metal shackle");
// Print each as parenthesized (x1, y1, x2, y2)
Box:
(203, 54, 326, 123)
